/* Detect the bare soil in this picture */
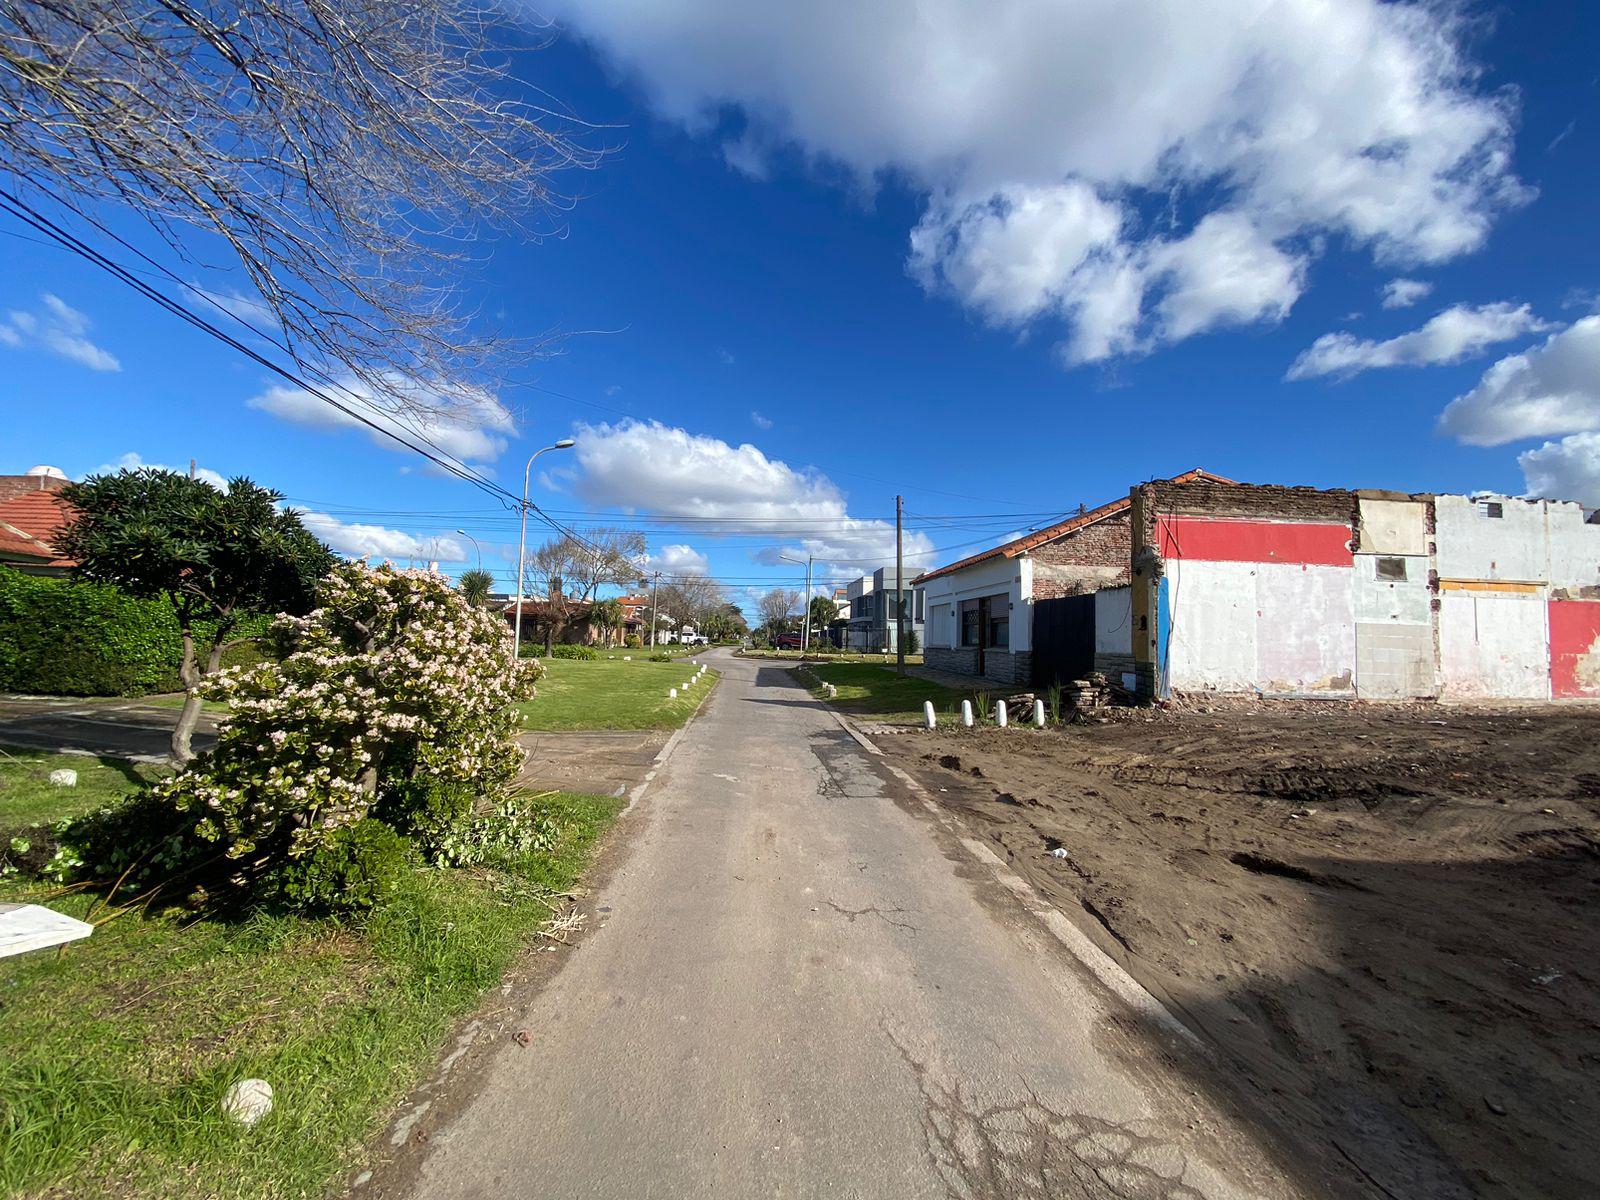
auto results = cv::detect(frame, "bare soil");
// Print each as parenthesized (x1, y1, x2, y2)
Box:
(880, 703, 1600, 1200)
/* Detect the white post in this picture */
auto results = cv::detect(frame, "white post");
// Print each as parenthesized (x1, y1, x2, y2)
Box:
(995, 700, 1008, 728)
(960, 699, 973, 728)
(923, 700, 936, 730)
(1033, 699, 1046, 727)
(669, 688, 678, 699)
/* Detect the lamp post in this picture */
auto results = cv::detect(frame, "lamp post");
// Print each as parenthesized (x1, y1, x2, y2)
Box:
(513, 439, 576, 661)
(454, 529, 482, 572)
(780, 552, 814, 651)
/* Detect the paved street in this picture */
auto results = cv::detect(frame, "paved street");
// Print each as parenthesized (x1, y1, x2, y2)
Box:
(386, 650, 1315, 1200)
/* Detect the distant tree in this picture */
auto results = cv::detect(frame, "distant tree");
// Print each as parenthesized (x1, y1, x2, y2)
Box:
(56, 469, 333, 762)
(701, 603, 749, 643)
(758, 588, 800, 641)
(522, 530, 647, 651)
(590, 597, 625, 646)
(808, 595, 840, 638)
(656, 574, 725, 636)
(457, 569, 494, 609)
(0, 0, 603, 420)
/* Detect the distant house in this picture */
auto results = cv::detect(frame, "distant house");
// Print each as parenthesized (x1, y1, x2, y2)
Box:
(915, 470, 1231, 686)
(841, 565, 924, 652)
(916, 469, 1600, 702)
(0, 466, 75, 577)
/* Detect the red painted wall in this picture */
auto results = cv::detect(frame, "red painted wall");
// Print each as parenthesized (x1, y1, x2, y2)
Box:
(1157, 516, 1354, 566)
(1550, 600, 1600, 698)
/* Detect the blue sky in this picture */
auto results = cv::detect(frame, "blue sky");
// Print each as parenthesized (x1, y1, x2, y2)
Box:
(4, 1, 1599, 617)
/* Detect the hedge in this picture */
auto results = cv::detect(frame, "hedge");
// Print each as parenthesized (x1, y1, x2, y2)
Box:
(0, 568, 271, 697)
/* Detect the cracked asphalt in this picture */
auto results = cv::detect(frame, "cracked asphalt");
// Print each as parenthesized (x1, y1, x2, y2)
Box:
(391, 650, 1316, 1200)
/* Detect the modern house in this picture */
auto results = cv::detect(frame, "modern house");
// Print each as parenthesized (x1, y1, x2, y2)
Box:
(0, 467, 75, 576)
(916, 471, 1600, 702)
(842, 565, 924, 652)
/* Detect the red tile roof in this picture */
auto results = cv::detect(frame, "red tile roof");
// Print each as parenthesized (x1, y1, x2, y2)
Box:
(0, 488, 75, 569)
(914, 469, 1234, 585)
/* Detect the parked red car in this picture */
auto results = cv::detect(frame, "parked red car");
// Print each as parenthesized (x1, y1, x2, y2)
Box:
(774, 632, 804, 649)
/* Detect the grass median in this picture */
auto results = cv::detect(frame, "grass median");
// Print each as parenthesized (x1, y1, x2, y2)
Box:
(800, 662, 969, 725)
(517, 657, 719, 732)
(0, 786, 623, 1200)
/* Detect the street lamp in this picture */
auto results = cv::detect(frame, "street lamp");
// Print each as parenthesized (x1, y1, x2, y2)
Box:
(779, 552, 814, 651)
(454, 529, 482, 572)
(513, 438, 577, 661)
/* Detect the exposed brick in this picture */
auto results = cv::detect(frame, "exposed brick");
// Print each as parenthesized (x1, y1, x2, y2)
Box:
(1029, 511, 1131, 599)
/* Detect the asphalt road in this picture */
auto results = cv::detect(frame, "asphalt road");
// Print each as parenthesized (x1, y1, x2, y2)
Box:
(392, 650, 1315, 1200)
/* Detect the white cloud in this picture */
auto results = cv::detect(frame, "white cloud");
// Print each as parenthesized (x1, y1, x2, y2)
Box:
(750, 410, 773, 429)
(1437, 317, 1600, 447)
(1519, 433, 1600, 506)
(1288, 302, 1552, 381)
(91, 452, 228, 491)
(546, 0, 1525, 363)
(248, 374, 515, 465)
(646, 543, 710, 575)
(1, 294, 120, 371)
(1380, 278, 1433, 309)
(570, 419, 934, 572)
(298, 510, 466, 563)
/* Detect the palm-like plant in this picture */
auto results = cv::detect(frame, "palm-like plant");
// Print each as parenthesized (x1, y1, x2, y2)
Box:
(457, 569, 494, 609)
(590, 597, 625, 647)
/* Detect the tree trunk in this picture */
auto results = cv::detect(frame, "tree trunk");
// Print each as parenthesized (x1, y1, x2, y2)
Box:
(171, 629, 226, 764)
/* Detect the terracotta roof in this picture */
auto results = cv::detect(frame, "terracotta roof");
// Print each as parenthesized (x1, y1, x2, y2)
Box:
(0, 488, 74, 569)
(0, 474, 69, 504)
(913, 469, 1234, 585)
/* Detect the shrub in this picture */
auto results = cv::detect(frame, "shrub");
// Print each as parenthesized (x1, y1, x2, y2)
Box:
(429, 793, 558, 867)
(623, 633, 642, 648)
(904, 629, 920, 655)
(270, 819, 415, 915)
(550, 643, 598, 661)
(376, 777, 475, 866)
(648, 651, 671, 662)
(0, 568, 183, 695)
(158, 564, 540, 865)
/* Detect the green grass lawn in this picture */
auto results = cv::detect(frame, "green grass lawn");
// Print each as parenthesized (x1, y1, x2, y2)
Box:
(0, 750, 165, 829)
(0, 789, 623, 1200)
(802, 662, 980, 724)
(740, 649, 925, 665)
(517, 657, 719, 732)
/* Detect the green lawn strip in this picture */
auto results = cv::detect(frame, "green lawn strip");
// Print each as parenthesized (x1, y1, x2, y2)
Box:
(0, 750, 164, 829)
(516, 657, 719, 732)
(134, 693, 229, 715)
(802, 662, 976, 725)
(0, 790, 623, 1200)
(738, 650, 924, 666)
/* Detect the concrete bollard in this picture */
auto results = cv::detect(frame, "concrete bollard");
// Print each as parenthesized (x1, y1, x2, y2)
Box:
(1033, 699, 1046, 727)
(623, 655, 631, 661)
(960, 699, 973, 728)
(923, 700, 936, 730)
(49, 769, 78, 788)
(669, 688, 678, 699)
(995, 700, 1008, 728)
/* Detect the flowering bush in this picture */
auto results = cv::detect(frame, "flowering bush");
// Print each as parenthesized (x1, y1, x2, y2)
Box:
(158, 564, 540, 863)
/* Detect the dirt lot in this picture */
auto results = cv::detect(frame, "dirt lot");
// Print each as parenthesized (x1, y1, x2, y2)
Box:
(881, 703, 1599, 1200)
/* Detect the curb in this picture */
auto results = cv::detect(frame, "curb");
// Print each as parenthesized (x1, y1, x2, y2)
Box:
(834, 708, 1200, 1049)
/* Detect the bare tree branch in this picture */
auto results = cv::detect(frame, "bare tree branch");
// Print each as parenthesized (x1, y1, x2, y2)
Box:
(0, 0, 605, 417)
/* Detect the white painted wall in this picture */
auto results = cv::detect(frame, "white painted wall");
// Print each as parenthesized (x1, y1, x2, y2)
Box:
(1352, 552, 1435, 698)
(1352, 554, 1432, 624)
(1358, 498, 1428, 556)
(1545, 502, 1600, 592)
(1167, 560, 1355, 694)
(1435, 495, 1549, 582)
(1439, 593, 1550, 699)
(917, 555, 1029, 652)
(1093, 586, 1132, 656)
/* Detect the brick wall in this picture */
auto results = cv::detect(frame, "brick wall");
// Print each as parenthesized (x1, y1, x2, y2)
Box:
(1137, 479, 1358, 541)
(924, 645, 1033, 686)
(1030, 511, 1132, 599)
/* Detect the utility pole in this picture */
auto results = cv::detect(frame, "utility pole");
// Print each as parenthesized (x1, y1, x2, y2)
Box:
(780, 552, 814, 651)
(649, 570, 661, 649)
(895, 494, 906, 676)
